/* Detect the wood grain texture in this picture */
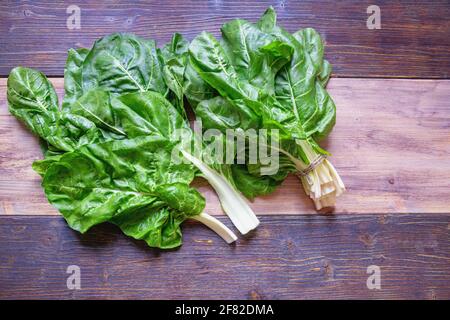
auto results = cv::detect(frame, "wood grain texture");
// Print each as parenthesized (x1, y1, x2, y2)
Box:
(1, 78, 450, 216)
(0, 0, 449, 78)
(0, 215, 448, 299)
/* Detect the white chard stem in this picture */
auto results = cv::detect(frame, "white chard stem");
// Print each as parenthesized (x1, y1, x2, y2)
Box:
(181, 149, 259, 234)
(191, 212, 237, 244)
(295, 140, 345, 209)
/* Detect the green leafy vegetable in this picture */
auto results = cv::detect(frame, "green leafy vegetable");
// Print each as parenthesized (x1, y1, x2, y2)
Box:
(63, 48, 89, 110)
(62, 33, 167, 109)
(43, 136, 202, 249)
(261, 8, 345, 208)
(7, 7, 346, 250)
(159, 33, 190, 118)
(60, 32, 259, 236)
(7, 67, 101, 152)
(185, 7, 345, 209)
(8, 66, 238, 248)
(65, 83, 260, 235)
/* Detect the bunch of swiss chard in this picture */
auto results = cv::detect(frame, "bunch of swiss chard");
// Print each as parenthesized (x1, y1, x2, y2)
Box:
(7, 7, 344, 249)
(7, 34, 246, 248)
(179, 7, 345, 209)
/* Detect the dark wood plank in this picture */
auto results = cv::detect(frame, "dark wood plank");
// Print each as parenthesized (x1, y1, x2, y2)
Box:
(2, 78, 450, 215)
(0, 0, 449, 78)
(0, 215, 448, 299)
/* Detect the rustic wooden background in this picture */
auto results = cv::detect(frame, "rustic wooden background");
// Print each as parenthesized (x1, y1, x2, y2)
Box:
(0, 0, 449, 299)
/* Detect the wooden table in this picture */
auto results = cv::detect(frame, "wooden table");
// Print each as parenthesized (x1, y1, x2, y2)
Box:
(0, 0, 449, 299)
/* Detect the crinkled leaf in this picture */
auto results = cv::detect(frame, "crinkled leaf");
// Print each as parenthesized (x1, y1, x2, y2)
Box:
(7, 66, 59, 136)
(183, 60, 217, 108)
(63, 48, 89, 110)
(189, 31, 260, 102)
(196, 96, 260, 131)
(221, 18, 292, 94)
(272, 27, 336, 141)
(82, 33, 166, 96)
(70, 89, 188, 140)
(7, 67, 100, 152)
(160, 33, 190, 118)
(231, 165, 282, 199)
(43, 136, 202, 249)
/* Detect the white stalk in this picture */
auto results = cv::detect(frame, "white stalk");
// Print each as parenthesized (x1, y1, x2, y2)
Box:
(191, 212, 237, 244)
(295, 140, 345, 209)
(181, 149, 259, 235)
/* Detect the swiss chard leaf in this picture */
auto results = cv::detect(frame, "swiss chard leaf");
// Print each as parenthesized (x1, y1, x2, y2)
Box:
(159, 33, 190, 118)
(63, 48, 89, 110)
(258, 7, 336, 142)
(230, 165, 282, 199)
(189, 31, 261, 102)
(185, 7, 342, 205)
(82, 33, 166, 97)
(7, 67, 59, 136)
(43, 136, 202, 249)
(70, 89, 188, 140)
(7, 67, 101, 152)
(221, 18, 292, 94)
(183, 59, 217, 108)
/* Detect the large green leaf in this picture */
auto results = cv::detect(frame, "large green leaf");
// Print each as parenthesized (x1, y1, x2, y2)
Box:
(257, 7, 336, 141)
(82, 33, 166, 96)
(7, 67, 100, 152)
(186, 8, 341, 202)
(43, 136, 202, 249)
(189, 31, 260, 102)
(221, 18, 292, 94)
(272, 28, 335, 141)
(7, 67, 59, 134)
(188, 29, 296, 196)
(70, 89, 188, 140)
